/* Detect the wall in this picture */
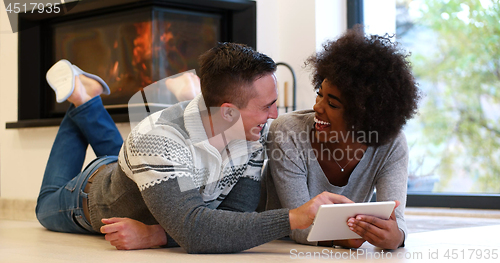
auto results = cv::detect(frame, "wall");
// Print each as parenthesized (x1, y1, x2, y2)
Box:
(256, 0, 346, 112)
(0, 0, 346, 217)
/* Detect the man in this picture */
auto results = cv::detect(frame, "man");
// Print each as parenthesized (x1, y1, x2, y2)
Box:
(36, 43, 351, 253)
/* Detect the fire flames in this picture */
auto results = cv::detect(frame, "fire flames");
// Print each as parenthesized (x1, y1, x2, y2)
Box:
(106, 20, 190, 95)
(132, 21, 153, 87)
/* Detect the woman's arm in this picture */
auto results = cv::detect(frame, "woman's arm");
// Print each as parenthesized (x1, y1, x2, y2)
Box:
(347, 133, 409, 249)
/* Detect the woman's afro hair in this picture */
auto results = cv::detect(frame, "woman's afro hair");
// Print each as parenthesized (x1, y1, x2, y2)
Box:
(306, 27, 421, 146)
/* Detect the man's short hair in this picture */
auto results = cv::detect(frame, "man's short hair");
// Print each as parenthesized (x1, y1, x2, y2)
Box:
(199, 42, 276, 108)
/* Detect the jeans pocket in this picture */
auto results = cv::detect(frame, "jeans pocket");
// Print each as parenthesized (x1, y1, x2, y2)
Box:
(64, 174, 80, 192)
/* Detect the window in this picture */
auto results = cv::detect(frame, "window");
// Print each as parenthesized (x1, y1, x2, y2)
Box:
(356, 0, 500, 208)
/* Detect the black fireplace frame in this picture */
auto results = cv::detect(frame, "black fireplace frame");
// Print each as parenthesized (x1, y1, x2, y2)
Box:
(6, 0, 256, 129)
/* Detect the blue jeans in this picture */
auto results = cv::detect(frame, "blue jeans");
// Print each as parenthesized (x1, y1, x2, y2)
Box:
(35, 96, 123, 234)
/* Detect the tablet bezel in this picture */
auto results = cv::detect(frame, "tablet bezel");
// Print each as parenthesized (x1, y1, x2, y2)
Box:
(306, 201, 396, 242)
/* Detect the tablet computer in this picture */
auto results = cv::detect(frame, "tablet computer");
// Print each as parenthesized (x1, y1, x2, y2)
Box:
(307, 201, 396, 242)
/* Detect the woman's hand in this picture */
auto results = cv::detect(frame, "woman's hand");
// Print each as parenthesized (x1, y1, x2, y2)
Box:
(289, 192, 353, 230)
(346, 200, 404, 249)
(100, 218, 167, 250)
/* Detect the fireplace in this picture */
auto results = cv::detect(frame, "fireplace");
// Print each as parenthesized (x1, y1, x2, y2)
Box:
(51, 7, 220, 116)
(7, 0, 256, 128)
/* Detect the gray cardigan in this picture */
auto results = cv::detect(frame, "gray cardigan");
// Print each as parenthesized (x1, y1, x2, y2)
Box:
(263, 110, 408, 246)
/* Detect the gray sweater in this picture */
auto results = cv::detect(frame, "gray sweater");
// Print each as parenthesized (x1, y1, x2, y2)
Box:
(262, 110, 408, 246)
(88, 95, 291, 254)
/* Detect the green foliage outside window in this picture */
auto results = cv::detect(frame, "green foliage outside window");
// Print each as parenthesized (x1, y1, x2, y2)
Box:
(398, 0, 500, 193)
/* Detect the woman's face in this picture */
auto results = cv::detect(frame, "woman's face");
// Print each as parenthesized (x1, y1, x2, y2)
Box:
(312, 79, 348, 143)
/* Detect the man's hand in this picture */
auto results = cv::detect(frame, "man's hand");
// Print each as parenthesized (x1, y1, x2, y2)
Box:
(289, 192, 353, 230)
(100, 218, 167, 250)
(346, 200, 404, 249)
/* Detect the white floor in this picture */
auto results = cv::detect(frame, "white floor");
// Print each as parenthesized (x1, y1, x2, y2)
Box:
(2, 217, 500, 263)
(405, 213, 500, 233)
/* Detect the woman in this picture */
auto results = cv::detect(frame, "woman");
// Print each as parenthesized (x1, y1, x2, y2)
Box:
(263, 27, 421, 249)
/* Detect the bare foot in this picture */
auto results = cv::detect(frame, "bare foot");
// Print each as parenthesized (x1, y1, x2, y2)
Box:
(67, 75, 104, 107)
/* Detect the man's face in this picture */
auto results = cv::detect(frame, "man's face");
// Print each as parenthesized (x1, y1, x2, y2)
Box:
(238, 73, 278, 141)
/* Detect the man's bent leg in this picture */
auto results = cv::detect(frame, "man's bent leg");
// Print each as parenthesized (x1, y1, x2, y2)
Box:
(68, 96, 123, 157)
(36, 104, 91, 233)
(36, 98, 119, 233)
